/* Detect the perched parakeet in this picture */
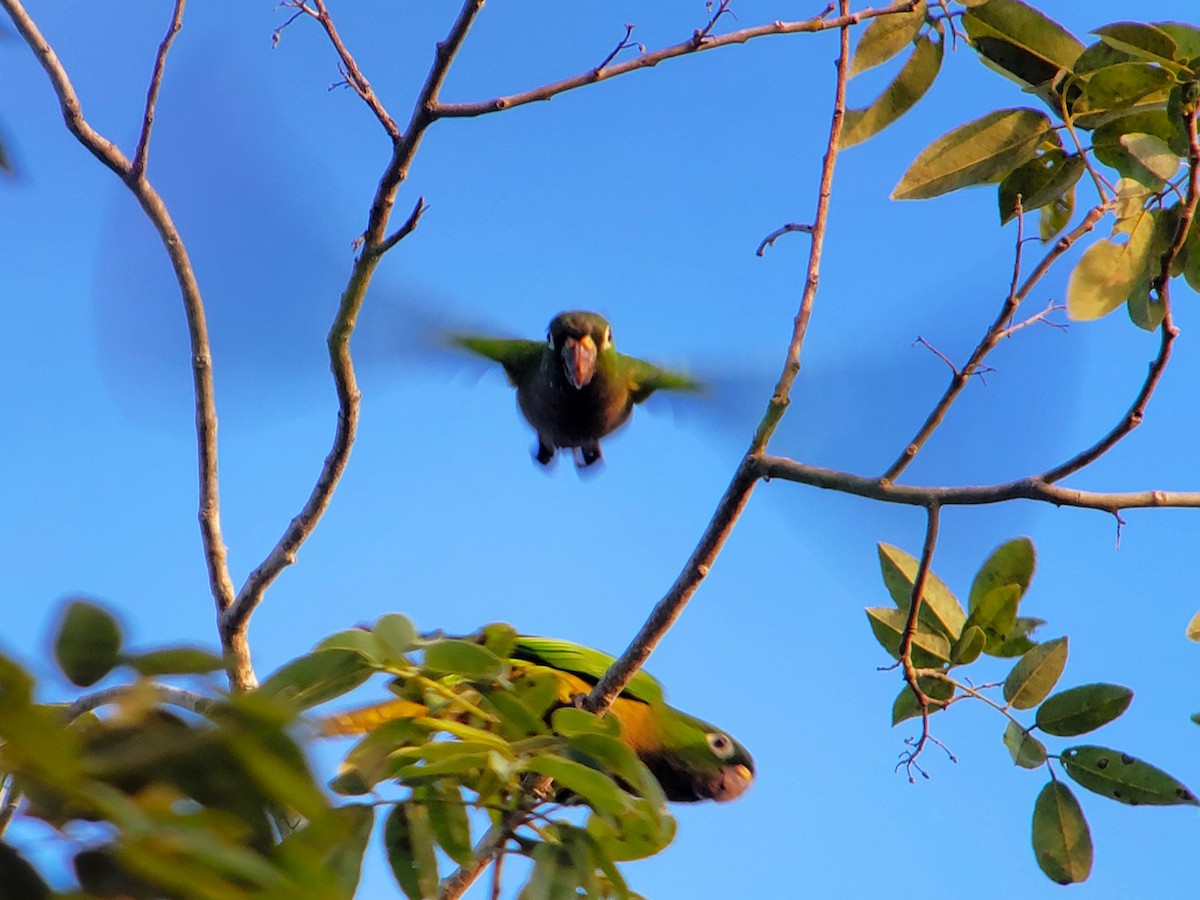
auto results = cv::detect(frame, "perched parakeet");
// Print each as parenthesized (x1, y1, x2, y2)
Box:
(452, 311, 700, 467)
(510, 636, 754, 803)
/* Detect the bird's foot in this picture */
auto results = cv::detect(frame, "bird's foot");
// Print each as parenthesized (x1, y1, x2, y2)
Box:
(533, 440, 556, 466)
(575, 443, 603, 468)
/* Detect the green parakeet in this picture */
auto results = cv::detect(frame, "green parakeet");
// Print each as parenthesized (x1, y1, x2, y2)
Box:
(452, 311, 700, 467)
(510, 636, 754, 803)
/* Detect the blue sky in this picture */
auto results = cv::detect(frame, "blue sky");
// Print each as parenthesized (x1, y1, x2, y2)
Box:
(4, 1, 1200, 896)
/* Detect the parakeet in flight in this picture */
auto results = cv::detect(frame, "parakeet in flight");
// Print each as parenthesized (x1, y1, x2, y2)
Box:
(452, 311, 700, 467)
(509, 635, 754, 803)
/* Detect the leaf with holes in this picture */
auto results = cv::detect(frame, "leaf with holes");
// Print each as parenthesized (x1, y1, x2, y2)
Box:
(1062, 746, 1199, 806)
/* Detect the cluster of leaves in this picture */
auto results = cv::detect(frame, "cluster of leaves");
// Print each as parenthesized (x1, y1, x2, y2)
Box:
(865, 539, 1198, 884)
(846, 0, 1200, 326)
(0, 600, 370, 899)
(260, 616, 675, 900)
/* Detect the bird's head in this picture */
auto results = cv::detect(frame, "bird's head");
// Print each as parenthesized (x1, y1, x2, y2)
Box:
(648, 710, 756, 803)
(548, 311, 614, 390)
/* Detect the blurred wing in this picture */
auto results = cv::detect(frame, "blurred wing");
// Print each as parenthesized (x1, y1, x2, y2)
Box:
(623, 354, 703, 404)
(511, 636, 664, 706)
(450, 336, 544, 385)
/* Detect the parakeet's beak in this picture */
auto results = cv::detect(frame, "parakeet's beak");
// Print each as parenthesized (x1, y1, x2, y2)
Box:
(708, 762, 754, 802)
(561, 334, 597, 389)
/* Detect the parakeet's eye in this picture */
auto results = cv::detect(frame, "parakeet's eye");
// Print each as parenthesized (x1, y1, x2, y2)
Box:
(603, 326, 613, 347)
(547, 332, 555, 349)
(706, 732, 735, 759)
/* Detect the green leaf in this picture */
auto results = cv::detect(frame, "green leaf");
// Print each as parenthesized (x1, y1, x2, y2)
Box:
(1036, 684, 1134, 736)
(1126, 279, 1164, 331)
(1066, 209, 1156, 320)
(566, 733, 666, 807)
(969, 537, 1036, 610)
(1093, 22, 1181, 69)
(552, 706, 622, 739)
(998, 151, 1085, 225)
(877, 543, 965, 639)
(518, 841, 576, 900)
(124, 647, 225, 676)
(993, 616, 1045, 657)
(962, 0, 1084, 87)
(849, 0, 926, 77)
(480, 687, 552, 741)
(1186, 608, 1200, 641)
(1003, 721, 1048, 768)
(1119, 133, 1181, 182)
(864, 607, 951, 667)
(950, 625, 986, 665)
(893, 108, 1054, 200)
(415, 783, 475, 868)
(54, 599, 123, 687)
(525, 754, 631, 820)
(964, 584, 1021, 653)
(374, 614, 418, 662)
(384, 802, 439, 900)
(332, 719, 427, 795)
(1156, 22, 1200, 60)
(1093, 110, 1184, 182)
(257, 649, 374, 711)
(1032, 781, 1093, 884)
(1083, 62, 1175, 110)
(842, 33, 943, 149)
(1061, 746, 1199, 806)
(1039, 187, 1075, 242)
(891, 677, 953, 725)
(585, 799, 676, 862)
(422, 639, 508, 681)
(316, 629, 386, 665)
(1003, 637, 1068, 709)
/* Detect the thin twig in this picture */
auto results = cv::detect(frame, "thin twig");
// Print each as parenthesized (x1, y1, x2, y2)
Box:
(595, 24, 639, 72)
(881, 202, 1111, 482)
(132, 0, 186, 178)
(994, 301, 1066, 341)
(896, 503, 940, 781)
(224, 1, 484, 672)
(756, 222, 813, 256)
(1040, 108, 1199, 485)
(1, 0, 243, 682)
(65, 684, 212, 719)
(432, 1, 919, 120)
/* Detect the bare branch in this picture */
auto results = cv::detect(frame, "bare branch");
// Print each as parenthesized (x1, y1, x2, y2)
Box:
(881, 202, 1111, 482)
(595, 24, 640, 72)
(226, 1, 485, 653)
(65, 684, 212, 719)
(756, 222, 813, 256)
(753, 454, 1200, 513)
(1, 0, 242, 679)
(378, 196, 429, 254)
(432, 1, 919, 120)
(896, 503, 940, 781)
(132, 0, 186, 178)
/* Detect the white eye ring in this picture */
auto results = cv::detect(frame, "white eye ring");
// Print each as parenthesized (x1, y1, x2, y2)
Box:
(547, 333, 555, 349)
(706, 732, 734, 759)
(604, 327, 613, 347)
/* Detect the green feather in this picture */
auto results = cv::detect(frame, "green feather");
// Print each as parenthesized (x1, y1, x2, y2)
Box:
(511, 636, 664, 706)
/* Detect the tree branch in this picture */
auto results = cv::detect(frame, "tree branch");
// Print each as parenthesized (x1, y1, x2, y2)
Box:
(896, 503, 940, 781)
(132, 0, 185, 178)
(1, 0, 243, 679)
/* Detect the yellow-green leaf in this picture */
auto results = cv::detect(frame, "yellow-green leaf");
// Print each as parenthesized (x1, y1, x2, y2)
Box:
(950, 625, 986, 665)
(842, 34, 943, 149)
(878, 543, 965, 639)
(384, 802, 439, 900)
(1066, 210, 1156, 320)
(1032, 781, 1092, 884)
(1003, 637, 1067, 709)
(998, 151, 1085, 224)
(54, 599, 123, 687)
(849, 0, 927, 77)
(1036, 684, 1133, 736)
(891, 677, 953, 725)
(422, 639, 507, 681)
(969, 537, 1035, 611)
(864, 607, 951, 667)
(1093, 22, 1180, 70)
(1004, 721, 1048, 768)
(893, 108, 1053, 200)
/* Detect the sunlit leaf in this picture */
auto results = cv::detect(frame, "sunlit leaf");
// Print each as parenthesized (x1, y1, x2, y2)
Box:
(864, 607, 951, 667)
(993, 616, 1045, 657)
(374, 614, 418, 662)
(1093, 22, 1181, 69)
(315, 629, 386, 666)
(256, 650, 374, 711)
(1187, 608, 1200, 642)
(1032, 781, 1092, 884)
(950, 625, 986, 665)
(1003, 637, 1067, 709)
(585, 799, 676, 862)
(1067, 210, 1156, 319)
(849, 0, 926, 77)
(54, 599, 123, 687)
(525, 754, 631, 819)
(125, 647, 225, 676)
(552, 706, 622, 739)
(518, 841, 575, 900)
(1036, 684, 1133, 736)
(878, 543, 966, 639)
(891, 677, 953, 725)
(1120, 133, 1181, 182)
(1062, 746, 1199, 806)
(1083, 62, 1175, 110)
(422, 639, 508, 681)
(1003, 721, 1048, 768)
(893, 108, 1053, 200)
(842, 34, 943, 148)
(965, 584, 1021, 653)
(566, 732, 666, 806)
(963, 0, 1084, 90)
(1155, 21, 1200, 59)
(1038, 187, 1075, 242)
(998, 151, 1085, 224)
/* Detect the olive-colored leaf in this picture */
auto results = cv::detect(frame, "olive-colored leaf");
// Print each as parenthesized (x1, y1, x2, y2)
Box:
(124, 647, 225, 676)
(525, 754, 631, 820)
(480, 688, 552, 741)
(1084, 62, 1175, 110)
(1093, 110, 1183, 183)
(864, 607, 951, 668)
(842, 33, 943, 149)
(891, 677, 953, 725)
(1038, 187, 1075, 242)
(1156, 22, 1200, 60)
(1093, 22, 1180, 69)
(585, 798, 676, 862)
(1003, 721, 1048, 768)
(877, 543, 965, 639)
(1120, 132, 1181, 183)
(331, 719, 428, 795)
(950, 624, 986, 665)
(969, 537, 1036, 612)
(316, 629, 386, 665)
(1032, 781, 1093, 884)
(256, 649, 374, 711)
(849, 0, 926, 77)
(1186, 608, 1200, 642)
(566, 732, 667, 807)
(998, 151, 1085, 224)
(422, 639, 508, 681)
(374, 613, 418, 661)
(384, 802, 439, 900)
(415, 783, 474, 868)
(893, 108, 1053, 200)
(518, 841, 576, 900)
(964, 584, 1021, 653)
(963, 0, 1084, 85)
(992, 616, 1045, 657)
(1126, 279, 1164, 331)
(54, 599, 123, 687)
(552, 706, 622, 739)
(1062, 746, 1199, 806)
(1003, 637, 1068, 709)
(575, 828, 631, 900)
(1066, 210, 1156, 320)
(1036, 684, 1133, 736)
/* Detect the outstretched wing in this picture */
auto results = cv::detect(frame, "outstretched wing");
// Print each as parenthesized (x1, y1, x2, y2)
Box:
(450, 335, 545, 385)
(622, 354, 703, 405)
(511, 636, 665, 706)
